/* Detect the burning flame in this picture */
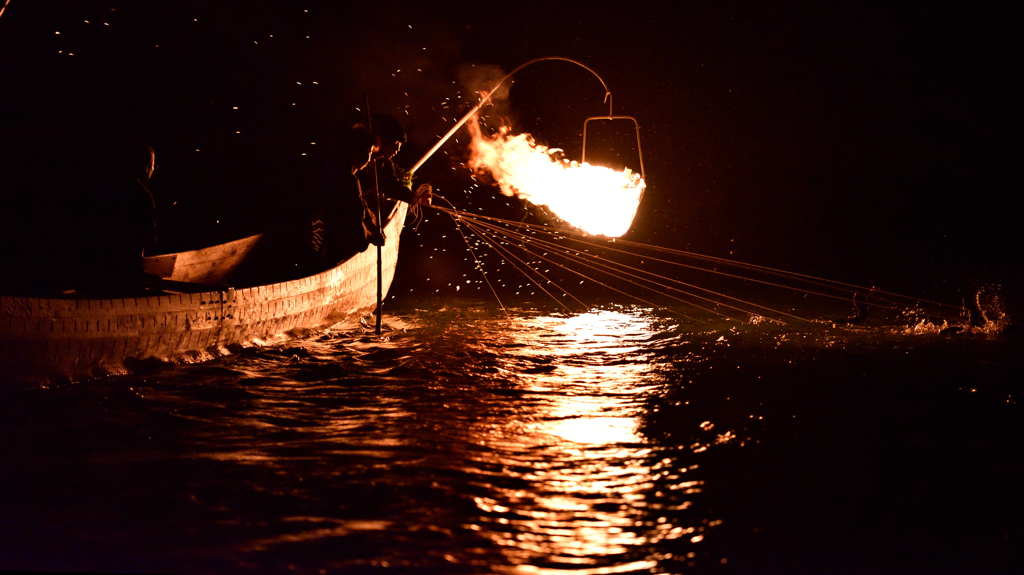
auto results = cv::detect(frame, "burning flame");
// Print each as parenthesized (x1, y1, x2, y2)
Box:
(467, 116, 645, 237)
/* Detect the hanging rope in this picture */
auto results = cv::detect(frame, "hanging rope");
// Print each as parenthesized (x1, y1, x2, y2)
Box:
(424, 202, 966, 326)
(431, 205, 963, 322)
(464, 214, 898, 320)
(458, 216, 707, 322)
(455, 219, 586, 313)
(434, 195, 510, 319)
(459, 213, 808, 323)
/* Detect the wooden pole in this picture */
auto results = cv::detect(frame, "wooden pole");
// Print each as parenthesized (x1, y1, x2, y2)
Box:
(409, 56, 612, 176)
(365, 95, 384, 335)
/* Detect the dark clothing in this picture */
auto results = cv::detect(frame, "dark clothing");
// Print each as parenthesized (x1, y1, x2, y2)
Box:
(371, 158, 416, 204)
(82, 176, 159, 294)
(358, 158, 414, 227)
(360, 156, 415, 203)
(310, 161, 374, 267)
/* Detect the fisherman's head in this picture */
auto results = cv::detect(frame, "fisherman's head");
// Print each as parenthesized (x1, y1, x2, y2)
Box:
(340, 127, 379, 173)
(372, 114, 407, 161)
(123, 143, 156, 182)
(351, 114, 407, 162)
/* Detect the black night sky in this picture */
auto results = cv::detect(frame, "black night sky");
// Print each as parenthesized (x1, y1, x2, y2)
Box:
(1, 1, 1020, 307)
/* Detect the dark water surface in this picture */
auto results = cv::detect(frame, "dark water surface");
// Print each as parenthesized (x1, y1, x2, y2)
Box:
(1, 303, 1021, 574)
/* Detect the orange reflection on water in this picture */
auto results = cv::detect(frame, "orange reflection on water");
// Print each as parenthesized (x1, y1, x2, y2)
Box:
(462, 310, 705, 573)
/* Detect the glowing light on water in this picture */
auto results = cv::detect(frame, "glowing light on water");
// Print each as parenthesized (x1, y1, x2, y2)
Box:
(453, 310, 720, 571)
(468, 123, 645, 238)
(544, 416, 638, 445)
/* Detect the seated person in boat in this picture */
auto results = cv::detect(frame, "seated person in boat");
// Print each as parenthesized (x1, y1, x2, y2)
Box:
(352, 114, 432, 226)
(309, 127, 386, 268)
(80, 143, 161, 295)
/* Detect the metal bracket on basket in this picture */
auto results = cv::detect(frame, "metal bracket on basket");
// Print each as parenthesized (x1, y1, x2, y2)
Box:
(582, 113, 646, 182)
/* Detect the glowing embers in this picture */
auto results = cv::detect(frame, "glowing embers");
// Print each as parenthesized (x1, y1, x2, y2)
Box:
(468, 122, 645, 238)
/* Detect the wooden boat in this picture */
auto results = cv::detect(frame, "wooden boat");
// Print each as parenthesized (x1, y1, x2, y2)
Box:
(0, 202, 408, 383)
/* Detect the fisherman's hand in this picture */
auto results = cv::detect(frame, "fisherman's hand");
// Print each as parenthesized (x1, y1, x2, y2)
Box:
(368, 226, 386, 247)
(413, 183, 432, 205)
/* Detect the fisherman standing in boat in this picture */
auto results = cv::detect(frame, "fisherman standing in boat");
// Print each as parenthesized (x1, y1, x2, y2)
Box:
(81, 143, 161, 295)
(354, 114, 433, 222)
(309, 127, 386, 268)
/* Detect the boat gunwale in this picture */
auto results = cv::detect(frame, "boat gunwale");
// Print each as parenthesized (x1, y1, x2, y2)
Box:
(1, 202, 406, 316)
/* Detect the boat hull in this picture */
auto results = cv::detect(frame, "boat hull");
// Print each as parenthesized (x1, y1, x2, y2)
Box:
(1, 203, 407, 383)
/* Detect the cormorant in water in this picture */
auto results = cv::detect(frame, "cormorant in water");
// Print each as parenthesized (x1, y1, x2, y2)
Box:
(833, 292, 868, 325)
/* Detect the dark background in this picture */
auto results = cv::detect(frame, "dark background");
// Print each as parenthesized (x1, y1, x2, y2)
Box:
(1, 1, 1019, 309)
